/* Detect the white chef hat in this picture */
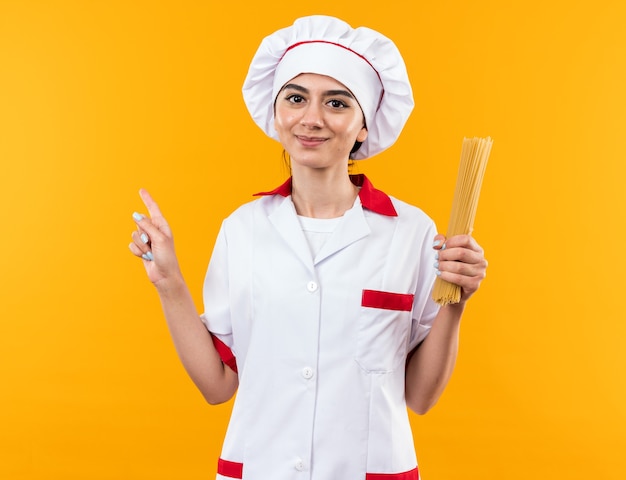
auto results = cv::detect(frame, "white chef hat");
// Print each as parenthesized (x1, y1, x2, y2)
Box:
(242, 15, 414, 159)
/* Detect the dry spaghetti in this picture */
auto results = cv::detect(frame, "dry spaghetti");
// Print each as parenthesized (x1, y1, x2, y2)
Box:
(432, 136, 492, 306)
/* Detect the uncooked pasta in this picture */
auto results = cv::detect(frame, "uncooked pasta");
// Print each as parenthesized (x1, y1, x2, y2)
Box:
(432, 136, 493, 306)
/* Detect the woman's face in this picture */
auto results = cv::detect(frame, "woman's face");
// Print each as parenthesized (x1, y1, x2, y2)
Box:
(274, 73, 368, 172)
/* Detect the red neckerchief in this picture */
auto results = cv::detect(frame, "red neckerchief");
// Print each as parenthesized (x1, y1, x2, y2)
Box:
(253, 174, 398, 217)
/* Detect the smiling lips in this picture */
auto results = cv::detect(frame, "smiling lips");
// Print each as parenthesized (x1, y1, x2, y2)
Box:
(296, 135, 328, 147)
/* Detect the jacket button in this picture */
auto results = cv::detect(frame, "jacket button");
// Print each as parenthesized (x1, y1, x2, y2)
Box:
(301, 367, 314, 379)
(306, 281, 318, 292)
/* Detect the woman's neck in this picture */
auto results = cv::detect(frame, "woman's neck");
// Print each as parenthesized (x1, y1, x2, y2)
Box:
(290, 166, 358, 219)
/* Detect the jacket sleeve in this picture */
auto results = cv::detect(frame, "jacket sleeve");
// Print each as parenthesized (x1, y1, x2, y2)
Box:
(200, 222, 237, 372)
(408, 219, 440, 351)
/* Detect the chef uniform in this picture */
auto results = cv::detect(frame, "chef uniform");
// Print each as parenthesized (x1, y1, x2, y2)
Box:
(200, 16, 440, 480)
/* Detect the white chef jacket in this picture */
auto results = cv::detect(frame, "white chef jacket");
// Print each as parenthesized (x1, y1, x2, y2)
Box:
(201, 174, 440, 480)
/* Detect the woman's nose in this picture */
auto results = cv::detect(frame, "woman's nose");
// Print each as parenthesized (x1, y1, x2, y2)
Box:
(300, 103, 324, 128)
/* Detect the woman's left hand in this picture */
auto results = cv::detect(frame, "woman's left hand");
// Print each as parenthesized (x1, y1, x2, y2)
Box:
(432, 234, 487, 303)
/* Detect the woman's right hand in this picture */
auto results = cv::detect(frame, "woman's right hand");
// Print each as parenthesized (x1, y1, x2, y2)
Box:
(129, 189, 182, 286)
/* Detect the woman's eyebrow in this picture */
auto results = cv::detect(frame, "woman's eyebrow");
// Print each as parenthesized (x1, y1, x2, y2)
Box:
(281, 83, 308, 93)
(281, 84, 355, 99)
(325, 89, 355, 99)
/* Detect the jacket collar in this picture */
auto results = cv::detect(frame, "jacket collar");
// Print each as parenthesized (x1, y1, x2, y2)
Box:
(253, 174, 397, 217)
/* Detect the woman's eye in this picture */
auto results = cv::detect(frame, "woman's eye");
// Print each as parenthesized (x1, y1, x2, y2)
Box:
(287, 94, 304, 103)
(328, 99, 347, 108)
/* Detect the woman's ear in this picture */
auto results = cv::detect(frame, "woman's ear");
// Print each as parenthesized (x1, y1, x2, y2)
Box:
(357, 126, 368, 143)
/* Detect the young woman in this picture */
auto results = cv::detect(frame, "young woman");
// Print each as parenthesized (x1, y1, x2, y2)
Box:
(129, 15, 487, 480)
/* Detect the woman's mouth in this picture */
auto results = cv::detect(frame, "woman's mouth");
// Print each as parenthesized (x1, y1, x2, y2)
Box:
(296, 135, 327, 147)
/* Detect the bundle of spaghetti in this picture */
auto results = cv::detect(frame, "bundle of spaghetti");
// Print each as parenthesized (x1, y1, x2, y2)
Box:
(432, 136, 493, 306)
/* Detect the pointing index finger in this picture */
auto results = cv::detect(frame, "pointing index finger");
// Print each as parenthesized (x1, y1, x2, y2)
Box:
(139, 188, 163, 219)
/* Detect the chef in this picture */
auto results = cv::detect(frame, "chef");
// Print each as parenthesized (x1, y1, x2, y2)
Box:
(130, 15, 487, 480)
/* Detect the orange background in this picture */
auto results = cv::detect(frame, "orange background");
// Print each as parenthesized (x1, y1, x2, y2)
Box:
(1, 1, 625, 479)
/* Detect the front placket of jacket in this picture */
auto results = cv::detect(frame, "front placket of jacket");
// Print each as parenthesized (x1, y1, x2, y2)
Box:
(265, 195, 319, 476)
(265, 196, 373, 476)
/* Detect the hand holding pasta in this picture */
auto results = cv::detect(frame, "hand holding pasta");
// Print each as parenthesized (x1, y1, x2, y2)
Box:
(433, 233, 487, 304)
(432, 137, 492, 305)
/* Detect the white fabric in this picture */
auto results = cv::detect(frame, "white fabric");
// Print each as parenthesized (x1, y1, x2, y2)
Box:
(201, 189, 440, 479)
(298, 210, 344, 258)
(242, 15, 414, 159)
